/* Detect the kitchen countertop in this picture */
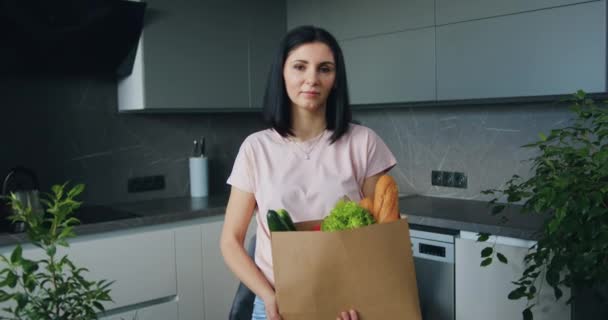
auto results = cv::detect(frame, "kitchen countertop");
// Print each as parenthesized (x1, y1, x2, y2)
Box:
(0, 194, 546, 247)
(400, 195, 545, 240)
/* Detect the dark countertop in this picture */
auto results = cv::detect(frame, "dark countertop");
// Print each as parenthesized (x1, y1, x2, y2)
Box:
(400, 195, 545, 240)
(0, 194, 230, 247)
(0, 194, 545, 247)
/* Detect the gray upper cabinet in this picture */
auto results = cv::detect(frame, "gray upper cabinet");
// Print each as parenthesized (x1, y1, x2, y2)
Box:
(437, 1, 606, 100)
(249, 1, 286, 109)
(436, 0, 594, 25)
(320, 0, 434, 40)
(287, 0, 322, 31)
(118, 0, 284, 112)
(343, 28, 436, 105)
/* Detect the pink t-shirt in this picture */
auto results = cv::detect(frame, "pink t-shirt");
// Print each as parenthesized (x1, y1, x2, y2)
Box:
(227, 124, 397, 285)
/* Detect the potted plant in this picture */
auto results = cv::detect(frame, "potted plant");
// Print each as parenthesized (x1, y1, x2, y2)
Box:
(479, 91, 608, 320)
(0, 182, 114, 319)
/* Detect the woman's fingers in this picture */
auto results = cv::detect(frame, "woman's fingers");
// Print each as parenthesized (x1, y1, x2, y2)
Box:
(337, 309, 358, 320)
(266, 300, 282, 320)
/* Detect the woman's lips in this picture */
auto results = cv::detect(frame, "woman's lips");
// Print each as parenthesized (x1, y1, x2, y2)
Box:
(301, 91, 320, 97)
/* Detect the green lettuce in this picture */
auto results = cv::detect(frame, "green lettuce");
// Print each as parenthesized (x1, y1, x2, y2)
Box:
(321, 200, 375, 232)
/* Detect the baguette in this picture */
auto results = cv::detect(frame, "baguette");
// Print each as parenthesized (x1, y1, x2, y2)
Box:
(373, 175, 400, 223)
(359, 197, 376, 220)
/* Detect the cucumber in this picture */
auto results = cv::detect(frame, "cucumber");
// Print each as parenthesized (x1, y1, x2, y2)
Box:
(267, 210, 287, 232)
(277, 209, 296, 231)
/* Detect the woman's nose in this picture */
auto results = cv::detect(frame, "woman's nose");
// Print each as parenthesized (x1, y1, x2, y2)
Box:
(304, 70, 319, 85)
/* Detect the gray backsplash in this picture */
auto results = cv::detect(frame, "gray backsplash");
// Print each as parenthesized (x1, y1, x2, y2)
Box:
(1, 75, 573, 205)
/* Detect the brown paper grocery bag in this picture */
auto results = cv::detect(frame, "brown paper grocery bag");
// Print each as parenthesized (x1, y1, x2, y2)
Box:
(271, 218, 422, 320)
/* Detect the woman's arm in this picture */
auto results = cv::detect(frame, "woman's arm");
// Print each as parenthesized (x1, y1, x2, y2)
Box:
(220, 186, 280, 318)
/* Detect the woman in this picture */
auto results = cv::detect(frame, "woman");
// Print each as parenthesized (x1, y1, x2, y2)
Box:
(220, 25, 397, 320)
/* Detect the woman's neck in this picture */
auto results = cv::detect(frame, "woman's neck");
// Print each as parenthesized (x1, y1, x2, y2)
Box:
(290, 107, 327, 142)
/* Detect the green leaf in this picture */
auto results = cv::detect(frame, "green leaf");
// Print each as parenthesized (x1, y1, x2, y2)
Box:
(58, 227, 76, 241)
(477, 233, 490, 242)
(21, 259, 38, 274)
(497, 252, 508, 264)
(481, 257, 493, 267)
(539, 132, 548, 141)
(481, 247, 493, 258)
(67, 184, 85, 198)
(51, 184, 64, 199)
(10, 245, 22, 265)
(0, 290, 12, 302)
(46, 245, 56, 257)
(5, 272, 17, 288)
(554, 286, 563, 300)
(508, 287, 526, 300)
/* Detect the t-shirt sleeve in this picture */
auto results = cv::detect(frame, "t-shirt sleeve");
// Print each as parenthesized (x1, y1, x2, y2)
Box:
(226, 138, 256, 193)
(365, 129, 397, 178)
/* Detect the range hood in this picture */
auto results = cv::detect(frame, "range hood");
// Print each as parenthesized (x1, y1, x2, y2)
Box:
(0, 0, 146, 76)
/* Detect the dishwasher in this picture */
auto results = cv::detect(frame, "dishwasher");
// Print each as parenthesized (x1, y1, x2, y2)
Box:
(410, 224, 458, 320)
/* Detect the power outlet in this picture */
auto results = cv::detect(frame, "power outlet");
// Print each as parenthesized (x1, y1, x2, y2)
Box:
(431, 170, 467, 189)
(443, 171, 455, 187)
(128, 175, 165, 193)
(454, 172, 468, 188)
(431, 170, 444, 186)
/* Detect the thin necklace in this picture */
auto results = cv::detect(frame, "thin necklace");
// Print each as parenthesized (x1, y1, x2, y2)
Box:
(288, 130, 326, 160)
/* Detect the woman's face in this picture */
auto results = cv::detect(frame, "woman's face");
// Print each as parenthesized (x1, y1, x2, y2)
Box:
(283, 42, 336, 113)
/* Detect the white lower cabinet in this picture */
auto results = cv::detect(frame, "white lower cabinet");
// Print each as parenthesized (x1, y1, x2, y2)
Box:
(100, 299, 179, 320)
(64, 228, 177, 310)
(175, 224, 204, 320)
(0, 215, 257, 320)
(456, 232, 570, 320)
(201, 216, 257, 320)
(0, 227, 177, 318)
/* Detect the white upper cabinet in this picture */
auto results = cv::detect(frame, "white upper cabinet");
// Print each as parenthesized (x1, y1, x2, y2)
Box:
(320, 0, 434, 40)
(437, 1, 606, 100)
(437, 0, 595, 25)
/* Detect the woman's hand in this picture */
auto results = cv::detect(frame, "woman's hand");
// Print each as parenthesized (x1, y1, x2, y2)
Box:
(337, 309, 358, 320)
(264, 295, 283, 320)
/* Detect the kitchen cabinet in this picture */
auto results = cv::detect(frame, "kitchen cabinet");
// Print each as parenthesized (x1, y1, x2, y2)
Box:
(99, 299, 179, 320)
(319, 0, 434, 40)
(175, 224, 205, 320)
(286, 0, 322, 31)
(201, 215, 256, 320)
(63, 228, 177, 310)
(0, 226, 177, 317)
(342, 28, 436, 104)
(437, 1, 606, 101)
(287, 0, 436, 105)
(0, 214, 258, 320)
(118, 0, 285, 112)
(249, 0, 287, 109)
(456, 232, 570, 320)
(289, 0, 607, 106)
(436, 0, 593, 25)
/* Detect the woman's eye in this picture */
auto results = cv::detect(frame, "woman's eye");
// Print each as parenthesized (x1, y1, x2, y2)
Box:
(293, 64, 305, 71)
(320, 66, 334, 73)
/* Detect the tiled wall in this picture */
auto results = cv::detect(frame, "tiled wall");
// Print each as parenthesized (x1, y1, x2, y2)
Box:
(1, 75, 573, 205)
